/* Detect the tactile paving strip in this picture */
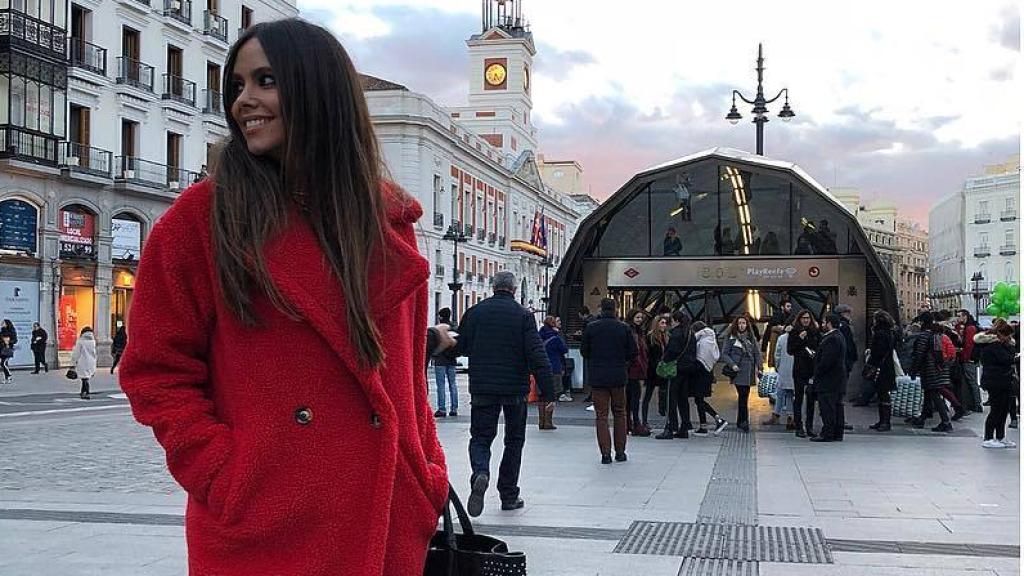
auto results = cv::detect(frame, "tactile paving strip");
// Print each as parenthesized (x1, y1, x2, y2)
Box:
(677, 558, 758, 576)
(696, 426, 758, 525)
(828, 538, 1020, 558)
(613, 521, 833, 563)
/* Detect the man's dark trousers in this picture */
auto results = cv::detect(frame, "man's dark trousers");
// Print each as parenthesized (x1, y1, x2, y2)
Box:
(469, 398, 528, 503)
(818, 389, 845, 440)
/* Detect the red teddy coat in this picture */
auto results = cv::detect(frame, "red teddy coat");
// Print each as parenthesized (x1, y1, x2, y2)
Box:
(120, 180, 448, 575)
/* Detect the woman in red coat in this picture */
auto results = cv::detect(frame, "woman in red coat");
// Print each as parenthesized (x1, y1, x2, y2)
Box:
(120, 19, 448, 575)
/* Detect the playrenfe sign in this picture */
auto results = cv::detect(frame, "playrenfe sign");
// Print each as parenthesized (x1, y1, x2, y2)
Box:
(606, 258, 840, 287)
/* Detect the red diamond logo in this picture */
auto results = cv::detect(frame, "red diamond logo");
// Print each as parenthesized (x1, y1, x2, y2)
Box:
(624, 267, 640, 279)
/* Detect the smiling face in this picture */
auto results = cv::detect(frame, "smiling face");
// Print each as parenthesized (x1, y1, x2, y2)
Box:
(230, 39, 285, 160)
(657, 317, 668, 331)
(633, 312, 645, 326)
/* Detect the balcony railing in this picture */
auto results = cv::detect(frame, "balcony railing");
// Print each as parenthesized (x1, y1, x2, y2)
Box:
(163, 0, 191, 25)
(477, 229, 486, 241)
(70, 38, 107, 76)
(1000, 244, 1017, 256)
(478, 273, 485, 283)
(116, 57, 155, 92)
(0, 8, 67, 60)
(464, 224, 473, 237)
(203, 10, 228, 42)
(1001, 209, 1017, 221)
(435, 264, 444, 277)
(973, 245, 991, 258)
(488, 232, 497, 245)
(202, 89, 222, 114)
(433, 212, 444, 229)
(166, 165, 201, 190)
(499, 235, 506, 247)
(974, 213, 992, 224)
(162, 74, 197, 106)
(59, 142, 112, 178)
(0, 126, 59, 164)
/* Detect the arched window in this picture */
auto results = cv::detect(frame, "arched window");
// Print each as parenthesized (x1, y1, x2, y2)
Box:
(111, 213, 143, 262)
(0, 198, 40, 256)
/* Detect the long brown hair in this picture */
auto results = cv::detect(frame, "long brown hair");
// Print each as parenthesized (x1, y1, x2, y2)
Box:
(214, 19, 387, 365)
(727, 314, 754, 338)
(791, 309, 819, 332)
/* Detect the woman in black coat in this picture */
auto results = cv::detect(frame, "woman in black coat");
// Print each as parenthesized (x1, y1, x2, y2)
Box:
(30, 322, 48, 373)
(787, 310, 820, 438)
(865, 310, 898, 431)
(110, 325, 128, 374)
(909, 313, 953, 432)
(979, 323, 1018, 448)
(0, 319, 17, 383)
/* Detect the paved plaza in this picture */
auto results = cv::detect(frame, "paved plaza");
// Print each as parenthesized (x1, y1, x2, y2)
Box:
(0, 369, 1019, 575)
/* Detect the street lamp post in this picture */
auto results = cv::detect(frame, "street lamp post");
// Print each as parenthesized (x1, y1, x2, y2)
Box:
(725, 43, 795, 156)
(442, 224, 468, 325)
(540, 256, 554, 315)
(971, 271, 985, 319)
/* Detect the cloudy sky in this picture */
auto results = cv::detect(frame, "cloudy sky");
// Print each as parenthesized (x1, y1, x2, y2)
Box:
(300, 0, 1020, 225)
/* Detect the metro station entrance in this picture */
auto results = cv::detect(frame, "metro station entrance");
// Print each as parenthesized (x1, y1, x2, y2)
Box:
(609, 286, 837, 334)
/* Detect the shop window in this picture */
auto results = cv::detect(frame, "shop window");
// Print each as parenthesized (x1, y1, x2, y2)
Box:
(111, 215, 142, 261)
(58, 205, 97, 258)
(0, 198, 39, 255)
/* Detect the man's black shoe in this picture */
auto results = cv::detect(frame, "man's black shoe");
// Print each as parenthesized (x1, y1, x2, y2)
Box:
(467, 473, 489, 517)
(615, 453, 627, 462)
(809, 436, 832, 442)
(655, 430, 675, 439)
(931, 423, 953, 433)
(674, 430, 689, 439)
(434, 410, 447, 418)
(843, 424, 853, 431)
(501, 498, 525, 511)
(795, 429, 807, 438)
(601, 455, 613, 464)
(951, 409, 966, 421)
(737, 422, 750, 432)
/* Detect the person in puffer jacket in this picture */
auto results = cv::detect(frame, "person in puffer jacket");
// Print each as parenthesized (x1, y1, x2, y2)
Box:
(537, 317, 569, 430)
(692, 322, 728, 435)
(768, 326, 796, 429)
(908, 312, 954, 432)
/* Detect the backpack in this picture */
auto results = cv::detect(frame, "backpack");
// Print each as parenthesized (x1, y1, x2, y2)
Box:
(933, 333, 956, 370)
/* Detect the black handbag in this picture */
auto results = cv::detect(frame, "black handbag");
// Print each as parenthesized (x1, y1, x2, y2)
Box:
(424, 485, 527, 576)
(65, 369, 78, 380)
(721, 363, 739, 379)
(862, 363, 879, 382)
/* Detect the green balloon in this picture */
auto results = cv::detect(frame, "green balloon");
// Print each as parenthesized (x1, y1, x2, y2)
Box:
(991, 291, 1006, 305)
(987, 303, 1001, 316)
(1010, 284, 1021, 301)
(1009, 301, 1020, 315)
(994, 282, 1010, 297)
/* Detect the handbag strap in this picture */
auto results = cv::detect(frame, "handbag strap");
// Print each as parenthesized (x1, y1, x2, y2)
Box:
(441, 483, 476, 548)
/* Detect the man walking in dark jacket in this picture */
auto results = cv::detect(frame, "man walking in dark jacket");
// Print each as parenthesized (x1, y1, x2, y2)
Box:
(454, 271, 554, 516)
(811, 314, 848, 442)
(581, 298, 637, 464)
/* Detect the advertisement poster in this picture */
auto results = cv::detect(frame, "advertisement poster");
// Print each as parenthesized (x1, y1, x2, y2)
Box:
(58, 294, 79, 352)
(112, 218, 142, 260)
(59, 208, 96, 257)
(0, 199, 38, 254)
(0, 280, 40, 367)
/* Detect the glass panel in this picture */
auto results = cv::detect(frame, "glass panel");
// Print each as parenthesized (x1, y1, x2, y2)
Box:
(26, 0, 38, 19)
(52, 88, 65, 137)
(0, 76, 8, 124)
(596, 186, 649, 257)
(25, 80, 39, 130)
(53, 0, 66, 28)
(40, 0, 50, 23)
(648, 160, 720, 256)
(38, 83, 51, 133)
(790, 182, 853, 255)
(10, 76, 26, 127)
(717, 165, 791, 256)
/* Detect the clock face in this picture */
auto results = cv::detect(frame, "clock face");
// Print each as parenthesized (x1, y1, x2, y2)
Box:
(485, 63, 507, 86)
(523, 65, 530, 92)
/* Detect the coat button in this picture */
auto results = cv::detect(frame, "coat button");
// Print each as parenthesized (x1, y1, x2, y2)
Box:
(370, 412, 382, 428)
(294, 407, 313, 425)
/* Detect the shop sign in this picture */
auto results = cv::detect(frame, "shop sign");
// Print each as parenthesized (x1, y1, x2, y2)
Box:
(605, 258, 841, 288)
(112, 218, 142, 260)
(59, 209, 96, 257)
(0, 280, 40, 367)
(0, 199, 38, 254)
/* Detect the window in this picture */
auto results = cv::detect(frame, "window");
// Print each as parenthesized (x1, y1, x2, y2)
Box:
(1006, 229, 1015, 246)
(241, 5, 253, 29)
(980, 232, 989, 247)
(166, 132, 182, 170)
(121, 120, 138, 156)
(207, 62, 221, 92)
(122, 27, 140, 60)
(979, 200, 989, 214)
(69, 105, 89, 146)
(433, 175, 442, 214)
(70, 4, 88, 40)
(1006, 262, 1015, 282)
(167, 46, 183, 78)
(1008, 197, 1016, 210)
(450, 184, 458, 222)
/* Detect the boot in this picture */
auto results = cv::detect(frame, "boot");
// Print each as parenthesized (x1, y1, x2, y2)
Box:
(869, 404, 884, 430)
(875, 403, 891, 431)
(761, 413, 780, 426)
(541, 404, 556, 430)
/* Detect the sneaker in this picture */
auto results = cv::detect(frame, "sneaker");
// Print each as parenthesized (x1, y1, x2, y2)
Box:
(1000, 439, 1017, 448)
(467, 473, 489, 517)
(448, 410, 458, 417)
(585, 405, 595, 412)
(500, 498, 525, 511)
(982, 439, 1004, 449)
(931, 423, 953, 433)
(713, 419, 729, 435)
(434, 410, 447, 418)
(558, 393, 573, 402)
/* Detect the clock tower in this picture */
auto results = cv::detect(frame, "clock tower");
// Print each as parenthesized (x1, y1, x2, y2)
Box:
(454, 0, 537, 156)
